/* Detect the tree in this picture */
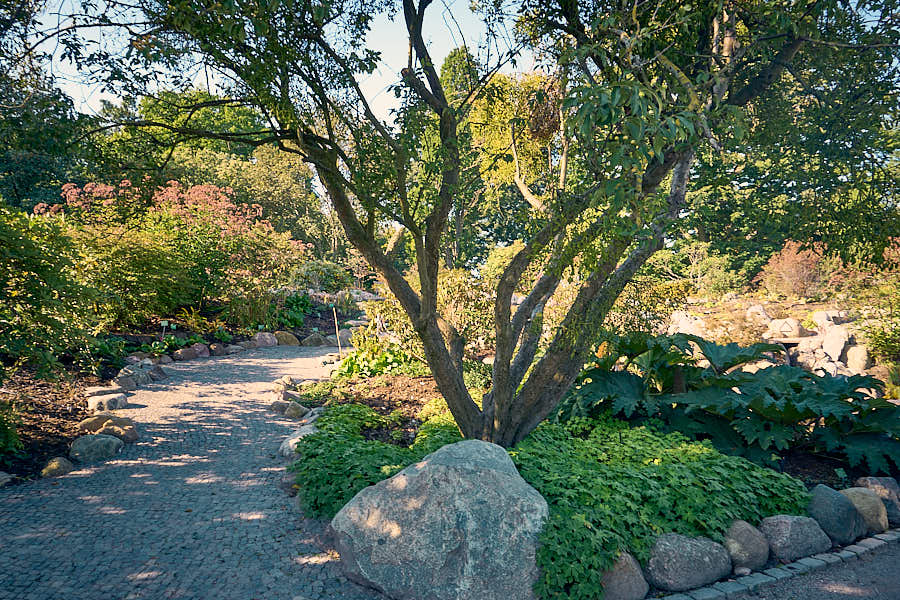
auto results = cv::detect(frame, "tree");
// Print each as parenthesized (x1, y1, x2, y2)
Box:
(30, 0, 899, 446)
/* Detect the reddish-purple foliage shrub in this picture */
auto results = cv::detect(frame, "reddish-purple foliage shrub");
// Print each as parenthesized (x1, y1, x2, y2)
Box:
(757, 241, 823, 298)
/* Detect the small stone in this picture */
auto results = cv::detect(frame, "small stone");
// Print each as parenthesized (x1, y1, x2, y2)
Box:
(856, 537, 887, 550)
(224, 344, 244, 354)
(324, 334, 339, 346)
(87, 393, 128, 412)
(600, 552, 649, 600)
(845, 345, 870, 372)
(41, 457, 74, 477)
(274, 331, 300, 346)
(284, 402, 310, 419)
(795, 557, 827, 570)
(209, 343, 228, 356)
(711, 581, 748, 594)
(238, 340, 258, 350)
(83, 385, 124, 398)
(686, 587, 725, 599)
(0, 471, 12, 486)
(724, 520, 769, 570)
(840, 487, 889, 534)
(733, 567, 751, 576)
(69, 434, 124, 463)
(736, 573, 776, 590)
(758, 515, 831, 562)
(147, 365, 167, 381)
(762, 567, 792, 580)
(835, 550, 857, 561)
(807, 484, 866, 545)
(157, 354, 174, 364)
(646, 534, 732, 592)
(811, 553, 842, 564)
(253, 332, 279, 347)
(78, 415, 139, 442)
(843, 544, 869, 556)
(855, 477, 900, 527)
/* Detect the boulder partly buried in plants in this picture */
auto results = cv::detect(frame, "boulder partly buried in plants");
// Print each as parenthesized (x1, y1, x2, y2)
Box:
(855, 477, 900, 527)
(759, 515, 831, 562)
(840, 487, 889, 534)
(723, 520, 769, 571)
(274, 331, 300, 346)
(645, 533, 732, 592)
(331, 440, 548, 600)
(600, 552, 649, 600)
(808, 484, 866, 545)
(278, 424, 319, 458)
(69, 434, 124, 463)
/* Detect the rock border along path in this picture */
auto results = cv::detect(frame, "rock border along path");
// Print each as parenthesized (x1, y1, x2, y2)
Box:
(0, 346, 383, 600)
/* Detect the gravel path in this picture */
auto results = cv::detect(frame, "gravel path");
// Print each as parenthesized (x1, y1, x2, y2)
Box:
(0, 346, 382, 600)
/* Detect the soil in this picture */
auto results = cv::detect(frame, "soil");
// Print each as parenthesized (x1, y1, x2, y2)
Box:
(0, 370, 93, 481)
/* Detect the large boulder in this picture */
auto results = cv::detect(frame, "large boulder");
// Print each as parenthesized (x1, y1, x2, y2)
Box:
(274, 331, 300, 346)
(69, 434, 124, 463)
(645, 533, 731, 592)
(301, 332, 328, 346)
(840, 487, 889, 534)
(723, 520, 769, 571)
(822, 325, 850, 362)
(87, 393, 128, 412)
(764, 317, 811, 339)
(855, 477, 900, 527)
(601, 552, 649, 600)
(807, 484, 866, 545)
(331, 440, 548, 600)
(759, 515, 831, 562)
(41, 456, 74, 477)
(253, 332, 279, 347)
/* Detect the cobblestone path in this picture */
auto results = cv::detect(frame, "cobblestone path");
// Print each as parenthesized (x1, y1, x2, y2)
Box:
(0, 346, 383, 600)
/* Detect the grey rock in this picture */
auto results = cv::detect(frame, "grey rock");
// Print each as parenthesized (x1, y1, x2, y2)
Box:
(301, 333, 328, 347)
(253, 332, 279, 347)
(840, 487, 889, 534)
(274, 331, 300, 346)
(87, 393, 128, 412)
(147, 365, 167, 381)
(284, 402, 310, 419)
(238, 340, 258, 350)
(822, 325, 850, 362)
(808, 484, 866, 545)
(765, 318, 811, 339)
(331, 440, 547, 600)
(845, 346, 871, 372)
(337, 328, 353, 345)
(157, 354, 174, 364)
(645, 533, 731, 592)
(724, 520, 770, 570)
(224, 344, 244, 354)
(733, 567, 752, 577)
(172, 347, 199, 361)
(270, 400, 290, 414)
(69, 434, 124, 463)
(759, 515, 831, 562)
(796, 336, 824, 352)
(278, 424, 319, 457)
(324, 334, 339, 346)
(746, 304, 772, 323)
(0, 471, 11, 486)
(601, 552, 649, 600)
(209, 343, 228, 356)
(112, 375, 137, 391)
(83, 385, 124, 398)
(41, 457, 74, 477)
(855, 477, 900, 527)
(189, 342, 210, 358)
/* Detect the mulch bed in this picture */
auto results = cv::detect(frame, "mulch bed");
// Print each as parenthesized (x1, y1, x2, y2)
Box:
(1, 371, 93, 481)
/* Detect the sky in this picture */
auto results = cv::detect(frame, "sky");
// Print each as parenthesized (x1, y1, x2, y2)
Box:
(46, 0, 531, 122)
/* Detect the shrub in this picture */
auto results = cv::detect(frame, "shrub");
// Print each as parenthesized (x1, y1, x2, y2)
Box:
(511, 416, 809, 599)
(289, 403, 463, 517)
(292, 260, 353, 293)
(335, 326, 430, 378)
(758, 240, 823, 298)
(0, 402, 22, 457)
(556, 333, 900, 473)
(0, 203, 94, 378)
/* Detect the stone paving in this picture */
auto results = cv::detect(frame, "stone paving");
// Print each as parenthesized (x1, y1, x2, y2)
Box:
(0, 346, 384, 600)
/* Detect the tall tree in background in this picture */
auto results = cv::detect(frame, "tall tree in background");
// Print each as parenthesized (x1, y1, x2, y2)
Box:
(21, 0, 900, 445)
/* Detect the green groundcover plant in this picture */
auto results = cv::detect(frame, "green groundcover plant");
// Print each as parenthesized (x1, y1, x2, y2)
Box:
(289, 401, 807, 599)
